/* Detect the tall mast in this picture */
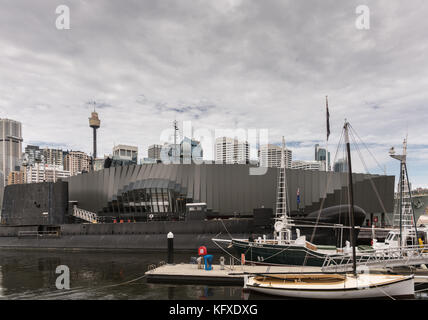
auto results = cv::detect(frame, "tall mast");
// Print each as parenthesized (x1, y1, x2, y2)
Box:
(344, 121, 357, 276)
(390, 137, 418, 248)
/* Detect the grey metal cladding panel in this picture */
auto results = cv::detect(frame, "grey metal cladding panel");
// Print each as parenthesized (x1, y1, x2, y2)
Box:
(103, 168, 110, 205)
(95, 170, 103, 212)
(268, 168, 277, 210)
(318, 172, 327, 199)
(124, 165, 136, 186)
(214, 164, 227, 212)
(151, 165, 163, 188)
(234, 165, 243, 213)
(136, 164, 147, 181)
(165, 164, 177, 189)
(252, 165, 266, 213)
(130, 165, 141, 183)
(144, 164, 154, 180)
(331, 172, 341, 193)
(227, 164, 237, 213)
(249, 167, 260, 209)
(385, 176, 395, 212)
(113, 166, 123, 197)
(200, 165, 207, 203)
(187, 165, 195, 199)
(211, 165, 220, 212)
(371, 176, 385, 213)
(194, 165, 201, 202)
(240, 165, 250, 214)
(304, 171, 312, 206)
(205, 164, 214, 210)
(311, 171, 319, 204)
(118, 165, 130, 191)
(107, 167, 116, 200)
(262, 167, 275, 212)
(288, 169, 298, 212)
(174, 165, 183, 193)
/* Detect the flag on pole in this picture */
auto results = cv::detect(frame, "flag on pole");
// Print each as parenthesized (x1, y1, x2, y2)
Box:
(326, 96, 330, 141)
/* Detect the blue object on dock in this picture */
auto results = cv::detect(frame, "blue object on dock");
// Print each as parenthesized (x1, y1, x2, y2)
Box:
(204, 255, 213, 271)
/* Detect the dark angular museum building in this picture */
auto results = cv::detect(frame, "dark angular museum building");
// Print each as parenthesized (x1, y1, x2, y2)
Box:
(64, 163, 395, 221)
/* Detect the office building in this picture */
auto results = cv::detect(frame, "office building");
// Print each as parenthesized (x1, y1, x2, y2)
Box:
(160, 138, 203, 164)
(24, 145, 43, 166)
(259, 144, 292, 168)
(0, 119, 23, 186)
(315, 144, 331, 171)
(113, 145, 138, 164)
(334, 158, 348, 173)
(215, 137, 249, 164)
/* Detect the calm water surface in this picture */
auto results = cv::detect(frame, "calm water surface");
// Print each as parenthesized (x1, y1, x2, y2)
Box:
(0, 250, 245, 300)
(0, 249, 426, 300)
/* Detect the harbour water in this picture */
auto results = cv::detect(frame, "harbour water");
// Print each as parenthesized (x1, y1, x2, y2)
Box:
(0, 250, 244, 300)
(0, 249, 426, 300)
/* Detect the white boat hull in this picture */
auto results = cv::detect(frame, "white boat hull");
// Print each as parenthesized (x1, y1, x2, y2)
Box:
(246, 274, 414, 299)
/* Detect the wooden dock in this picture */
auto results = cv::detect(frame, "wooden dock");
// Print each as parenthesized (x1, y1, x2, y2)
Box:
(145, 263, 321, 285)
(145, 263, 428, 289)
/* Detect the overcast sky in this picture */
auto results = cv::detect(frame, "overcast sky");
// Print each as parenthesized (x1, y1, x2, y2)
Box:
(1, 0, 427, 187)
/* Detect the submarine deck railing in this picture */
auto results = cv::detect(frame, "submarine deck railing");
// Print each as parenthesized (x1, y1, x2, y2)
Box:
(322, 244, 428, 272)
(17, 231, 61, 238)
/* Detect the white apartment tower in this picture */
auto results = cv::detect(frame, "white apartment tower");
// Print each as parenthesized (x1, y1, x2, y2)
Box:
(259, 144, 292, 168)
(215, 137, 249, 164)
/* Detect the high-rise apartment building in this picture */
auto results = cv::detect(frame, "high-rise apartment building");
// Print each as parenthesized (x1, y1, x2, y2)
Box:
(25, 163, 71, 183)
(0, 119, 23, 186)
(148, 144, 162, 161)
(43, 148, 64, 167)
(215, 137, 249, 164)
(291, 160, 323, 171)
(259, 144, 292, 168)
(64, 151, 91, 176)
(7, 170, 26, 185)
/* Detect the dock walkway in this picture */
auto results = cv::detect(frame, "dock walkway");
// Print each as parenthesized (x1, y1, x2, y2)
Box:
(145, 263, 321, 285)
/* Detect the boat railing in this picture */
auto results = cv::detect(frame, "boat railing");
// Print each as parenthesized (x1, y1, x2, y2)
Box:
(322, 244, 428, 272)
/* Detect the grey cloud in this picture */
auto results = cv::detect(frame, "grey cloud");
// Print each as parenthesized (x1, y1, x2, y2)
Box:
(0, 0, 427, 186)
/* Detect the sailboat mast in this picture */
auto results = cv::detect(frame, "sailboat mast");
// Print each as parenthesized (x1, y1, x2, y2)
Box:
(344, 122, 357, 276)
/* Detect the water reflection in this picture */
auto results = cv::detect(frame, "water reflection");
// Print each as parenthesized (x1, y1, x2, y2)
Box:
(0, 250, 242, 300)
(0, 250, 424, 300)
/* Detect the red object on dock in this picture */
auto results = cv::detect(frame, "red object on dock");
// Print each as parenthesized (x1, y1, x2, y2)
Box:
(198, 246, 207, 256)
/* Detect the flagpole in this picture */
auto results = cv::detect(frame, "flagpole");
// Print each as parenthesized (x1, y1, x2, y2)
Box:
(326, 95, 329, 172)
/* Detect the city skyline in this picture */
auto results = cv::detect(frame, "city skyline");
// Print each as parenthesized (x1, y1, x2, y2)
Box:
(0, 1, 427, 187)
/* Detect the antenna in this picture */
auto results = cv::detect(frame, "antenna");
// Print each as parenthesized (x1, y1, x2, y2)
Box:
(173, 119, 178, 162)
